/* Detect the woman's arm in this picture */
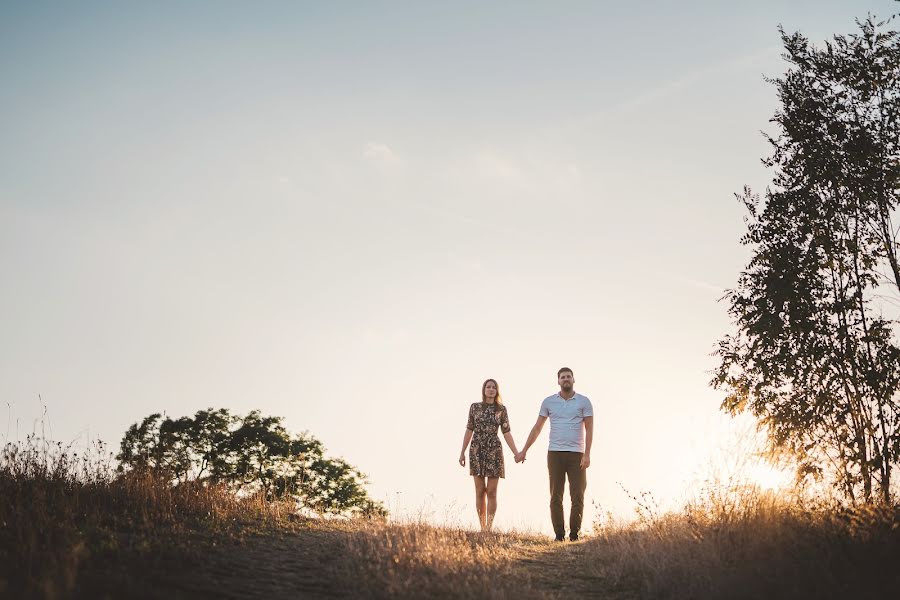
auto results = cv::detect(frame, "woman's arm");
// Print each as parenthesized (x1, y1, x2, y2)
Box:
(459, 428, 473, 466)
(503, 431, 519, 457)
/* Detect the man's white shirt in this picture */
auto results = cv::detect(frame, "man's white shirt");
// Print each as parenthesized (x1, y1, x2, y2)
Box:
(539, 392, 594, 453)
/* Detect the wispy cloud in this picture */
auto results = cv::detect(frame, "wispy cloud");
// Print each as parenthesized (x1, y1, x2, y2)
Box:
(679, 276, 726, 295)
(473, 150, 523, 183)
(544, 45, 783, 137)
(362, 142, 405, 169)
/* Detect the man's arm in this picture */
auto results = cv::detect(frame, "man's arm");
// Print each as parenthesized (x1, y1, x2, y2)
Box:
(580, 416, 593, 469)
(517, 415, 547, 462)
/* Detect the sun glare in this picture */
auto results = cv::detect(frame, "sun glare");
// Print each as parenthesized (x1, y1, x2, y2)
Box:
(743, 461, 793, 491)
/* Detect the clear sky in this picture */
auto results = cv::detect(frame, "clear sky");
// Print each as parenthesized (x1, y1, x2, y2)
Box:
(1, 1, 892, 533)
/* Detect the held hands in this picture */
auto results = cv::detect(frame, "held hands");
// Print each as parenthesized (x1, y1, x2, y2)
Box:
(514, 450, 527, 464)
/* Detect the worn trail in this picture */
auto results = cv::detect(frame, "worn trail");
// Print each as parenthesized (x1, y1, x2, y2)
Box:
(100, 524, 635, 600)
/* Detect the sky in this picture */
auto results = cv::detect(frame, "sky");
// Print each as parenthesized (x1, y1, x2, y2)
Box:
(1, 0, 894, 534)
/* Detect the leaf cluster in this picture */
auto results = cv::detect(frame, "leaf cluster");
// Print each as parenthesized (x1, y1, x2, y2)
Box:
(117, 408, 386, 517)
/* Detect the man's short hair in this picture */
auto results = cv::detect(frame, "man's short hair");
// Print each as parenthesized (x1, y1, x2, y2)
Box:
(557, 367, 574, 378)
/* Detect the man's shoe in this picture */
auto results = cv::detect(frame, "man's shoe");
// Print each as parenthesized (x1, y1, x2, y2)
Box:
(554, 535, 565, 542)
(569, 534, 579, 542)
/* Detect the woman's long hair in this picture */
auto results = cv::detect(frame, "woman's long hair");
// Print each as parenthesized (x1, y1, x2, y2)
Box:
(481, 378, 503, 413)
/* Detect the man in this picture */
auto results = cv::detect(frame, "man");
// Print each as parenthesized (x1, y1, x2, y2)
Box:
(516, 367, 594, 541)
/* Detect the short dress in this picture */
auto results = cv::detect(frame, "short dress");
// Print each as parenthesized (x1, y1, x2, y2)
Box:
(466, 402, 511, 478)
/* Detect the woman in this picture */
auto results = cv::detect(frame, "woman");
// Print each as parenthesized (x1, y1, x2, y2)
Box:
(458, 378, 520, 532)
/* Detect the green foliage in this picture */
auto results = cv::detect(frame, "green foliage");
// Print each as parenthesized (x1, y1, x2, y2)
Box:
(714, 15, 900, 503)
(117, 408, 385, 517)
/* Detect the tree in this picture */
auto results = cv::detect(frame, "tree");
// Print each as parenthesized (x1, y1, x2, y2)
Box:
(713, 16, 900, 504)
(188, 408, 233, 482)
(117, 408, 385, 517)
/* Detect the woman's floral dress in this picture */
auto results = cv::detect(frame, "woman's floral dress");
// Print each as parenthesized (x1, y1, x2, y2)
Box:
(466, 402, 511, 478)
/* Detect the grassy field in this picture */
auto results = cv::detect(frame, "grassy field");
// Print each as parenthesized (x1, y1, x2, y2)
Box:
(3, 435, 900, 599)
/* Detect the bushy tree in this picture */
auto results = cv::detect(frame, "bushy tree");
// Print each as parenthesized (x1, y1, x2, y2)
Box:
(118, 408, 385, 517)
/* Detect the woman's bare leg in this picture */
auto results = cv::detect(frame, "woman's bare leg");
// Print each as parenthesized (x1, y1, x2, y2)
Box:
(485, 477, 499, 532)
(473, 476, 487, 530)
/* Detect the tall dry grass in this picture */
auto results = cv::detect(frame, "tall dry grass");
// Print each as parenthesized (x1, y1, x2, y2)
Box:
(340, 520, 548, 599)
(5, 428, 900, 600)
(0, 434, 290, 598)
(588, 483, 900, 599)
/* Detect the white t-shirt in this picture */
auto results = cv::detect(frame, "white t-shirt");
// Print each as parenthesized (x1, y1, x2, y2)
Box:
(539, 392, 594, 452)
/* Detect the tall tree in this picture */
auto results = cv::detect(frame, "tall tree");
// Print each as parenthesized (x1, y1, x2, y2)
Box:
(714, 16, 900, 503)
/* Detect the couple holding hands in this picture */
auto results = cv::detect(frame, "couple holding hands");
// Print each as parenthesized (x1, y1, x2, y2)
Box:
(458, 367, 594, 540)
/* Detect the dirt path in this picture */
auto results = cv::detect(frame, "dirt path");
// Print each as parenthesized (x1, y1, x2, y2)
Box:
(98, 524, 636, 600)
(129, 526, 352, 599)
(512, 539, 638, 600)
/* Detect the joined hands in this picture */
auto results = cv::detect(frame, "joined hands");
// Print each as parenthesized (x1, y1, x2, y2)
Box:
(514, 450, 527, 463)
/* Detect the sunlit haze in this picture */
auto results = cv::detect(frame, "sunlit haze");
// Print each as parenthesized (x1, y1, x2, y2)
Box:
(1, 1, 887, 534)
